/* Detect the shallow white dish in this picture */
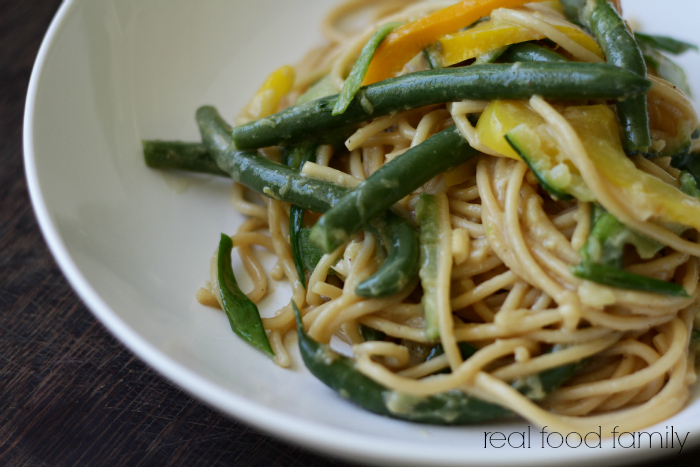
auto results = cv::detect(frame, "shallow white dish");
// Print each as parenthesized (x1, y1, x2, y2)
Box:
(23, 0, 700, 465)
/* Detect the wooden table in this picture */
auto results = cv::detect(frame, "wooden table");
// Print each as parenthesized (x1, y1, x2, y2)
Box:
(2, 1, 700, 466)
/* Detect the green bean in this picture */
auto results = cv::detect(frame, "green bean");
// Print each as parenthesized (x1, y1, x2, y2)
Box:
(671, 152, 700, 186)
(292, 302, 584, 424)
(572, 262, 689, 297)
(498, 43, 570, 63)
(282, 143, 318, 287)
(672, 152, 700, 199)
(298, 227, 325, 274)
(584, 0, 650, 155)
(197, 106, 419, 298)
(635, 33, 698, 55)
(359, 324, 387, 342)
(416, 194, 441, 341)
(143, 140, 228, 177)
(218, 234, 275, 357)
(310, 126, 478, 254)
(636, 35, 693, 97)
(560, 0, 585, 25)
(354, 211, 420, 298)
(333, 22, 403, 116)
(231, 62, 651, 150)
(679, 171, 700, 199)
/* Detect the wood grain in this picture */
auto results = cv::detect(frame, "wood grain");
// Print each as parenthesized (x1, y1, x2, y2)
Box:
(1, 1, 699, 466)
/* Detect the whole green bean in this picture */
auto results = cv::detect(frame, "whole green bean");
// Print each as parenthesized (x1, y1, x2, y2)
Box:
(635, 33, 698, 56)
(560, 0, 585, 25)
(231, 62, 651, 150)
(498, 43, 570, 63)
(143, 140, 228, 177)
(197, 106, 419, 298)
(310, 126, 478, 254)
(218, 234, 275, 357)
(572, 262, 689, 297)
(292, 302, 584, 424)
(333, 22, 403, 116)
(584, 0, 650, 154)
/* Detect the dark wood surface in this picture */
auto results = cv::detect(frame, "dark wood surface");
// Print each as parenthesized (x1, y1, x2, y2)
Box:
(2, 1, 700, 466)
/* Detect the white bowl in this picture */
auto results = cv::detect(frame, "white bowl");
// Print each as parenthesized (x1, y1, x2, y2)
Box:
(24, 1, 700, 465)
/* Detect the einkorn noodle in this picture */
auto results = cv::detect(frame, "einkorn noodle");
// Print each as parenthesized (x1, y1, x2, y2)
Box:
(197, 0, 700, 433)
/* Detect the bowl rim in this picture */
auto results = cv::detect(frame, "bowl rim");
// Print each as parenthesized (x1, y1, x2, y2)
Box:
(21, 0, 694, 465)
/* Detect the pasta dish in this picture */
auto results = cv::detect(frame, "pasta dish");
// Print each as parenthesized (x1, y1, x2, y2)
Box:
(144, 0, 700, 433)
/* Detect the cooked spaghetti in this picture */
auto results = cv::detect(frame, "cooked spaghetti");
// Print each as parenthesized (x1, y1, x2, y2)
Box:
(155, 0, 700, 434)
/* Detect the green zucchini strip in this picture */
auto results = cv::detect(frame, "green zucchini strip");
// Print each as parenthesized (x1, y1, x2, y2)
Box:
(282, 143, 318, 287)
(231, 62, 651, 150)
(310, 126, 478, 254)
(584, 0, 650, 154)
(217, 234, 275, 357)
(333, 22, 403, 116)
(416, 194, 444, 342)
(573, 207, 688, 297)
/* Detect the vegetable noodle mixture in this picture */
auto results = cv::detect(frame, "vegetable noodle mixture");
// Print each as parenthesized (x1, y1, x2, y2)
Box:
(144, 0, 700, 433)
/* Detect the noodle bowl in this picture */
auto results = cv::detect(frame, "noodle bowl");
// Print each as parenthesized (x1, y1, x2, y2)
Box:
(189, 0, 700, 434)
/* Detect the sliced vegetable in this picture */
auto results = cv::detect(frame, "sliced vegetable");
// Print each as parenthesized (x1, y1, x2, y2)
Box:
(299, 227, 326, 274)
(197, 105, 419, 298)
(310, 126, 478, 254)
(359, 324, 387, 342)
(482, 101, 700, 233)
(292, 302, 584, 424)
(580, 206, 663, 268)
(143, 140, 228, 177)
(637, 37, 693, 97)
(231, 62, 651, 151)
(283, 143, 318, 286)
(573, 207, 687, 297)
(560, 0, 585, 25)
(361, 0, 548, 85)
(416, 194, 442, 341)
(584, 0, 650, 154)
(506, 126, 574, 201)
(679, 171, 700, 199)
(297, 75, 338, 104)
(474, 45, 510, 64)
(247, 65, 296, 119)
(438, 17, 602, 67)
(333, 22, 403, 116)
(423, 43, 443, 70)
(355, 212, 421, 298)
(635, 33, 699, 56)
(498, 42, 569, 63)
(218, 234, 275, 357)
(572, 262, 689, 297)
(672, 152, 700, 200)
(564, 104, 700, 232)
(478, 100, 593, 201)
